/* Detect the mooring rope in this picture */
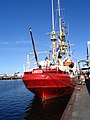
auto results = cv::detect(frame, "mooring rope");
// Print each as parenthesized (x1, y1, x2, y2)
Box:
(45, 73, 75, 88)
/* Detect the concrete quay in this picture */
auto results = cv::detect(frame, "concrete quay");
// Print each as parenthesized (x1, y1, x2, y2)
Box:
(61, 85, 90, 120)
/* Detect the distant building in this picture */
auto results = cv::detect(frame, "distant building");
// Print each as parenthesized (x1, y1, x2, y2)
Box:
(87, 41, 90, 66)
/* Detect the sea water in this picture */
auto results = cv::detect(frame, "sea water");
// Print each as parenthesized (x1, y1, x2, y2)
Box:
(0, 79, 71, 120)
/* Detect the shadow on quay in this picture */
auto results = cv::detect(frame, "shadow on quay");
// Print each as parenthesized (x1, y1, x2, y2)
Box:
(86, 78, 90, 94)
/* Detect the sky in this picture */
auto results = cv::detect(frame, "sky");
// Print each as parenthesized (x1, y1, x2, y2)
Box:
(0, 0, 90, 74)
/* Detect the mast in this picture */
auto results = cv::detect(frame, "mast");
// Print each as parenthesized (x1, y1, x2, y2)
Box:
(51, 0, 57, 64)
(58, 0, 61, 33)
(52, 0, 55, 31)
(58, 0, 63, 42)
(51, 0, 56, 42)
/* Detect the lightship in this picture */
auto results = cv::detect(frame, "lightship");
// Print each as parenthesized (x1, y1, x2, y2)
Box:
(22, 0, 76, 100)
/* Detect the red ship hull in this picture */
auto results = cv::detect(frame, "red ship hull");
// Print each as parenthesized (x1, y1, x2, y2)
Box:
(22, 68, 76, 100)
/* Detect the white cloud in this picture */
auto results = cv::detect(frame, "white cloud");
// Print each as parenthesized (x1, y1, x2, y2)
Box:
(0, 40, 31, 46)
(16, 40, 31, 45)
(0, 41, 9, 45)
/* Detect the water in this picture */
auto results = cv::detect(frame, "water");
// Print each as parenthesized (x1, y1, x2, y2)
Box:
(0, 79, 71, 120)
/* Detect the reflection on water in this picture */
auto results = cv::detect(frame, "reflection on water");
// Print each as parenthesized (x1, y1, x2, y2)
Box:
(24, 94, 71, 120)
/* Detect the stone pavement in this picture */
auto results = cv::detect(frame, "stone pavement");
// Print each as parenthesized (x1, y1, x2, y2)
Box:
(61, 85, 90, 120)
(70, 85, 90, 120)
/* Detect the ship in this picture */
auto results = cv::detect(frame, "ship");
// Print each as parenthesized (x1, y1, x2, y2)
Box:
(22, 0, 76, 100)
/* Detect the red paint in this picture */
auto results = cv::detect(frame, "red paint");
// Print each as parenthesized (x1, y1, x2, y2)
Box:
(22, 67, 76, 100)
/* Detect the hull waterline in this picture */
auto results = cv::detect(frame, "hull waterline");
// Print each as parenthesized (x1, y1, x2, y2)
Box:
(22, 68, 76, 100)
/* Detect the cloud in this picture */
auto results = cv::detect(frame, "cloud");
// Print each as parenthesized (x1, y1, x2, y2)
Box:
(16, 40, 31, 45)
(0, 41, 9, 45)
(0, 40, 31, 46)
